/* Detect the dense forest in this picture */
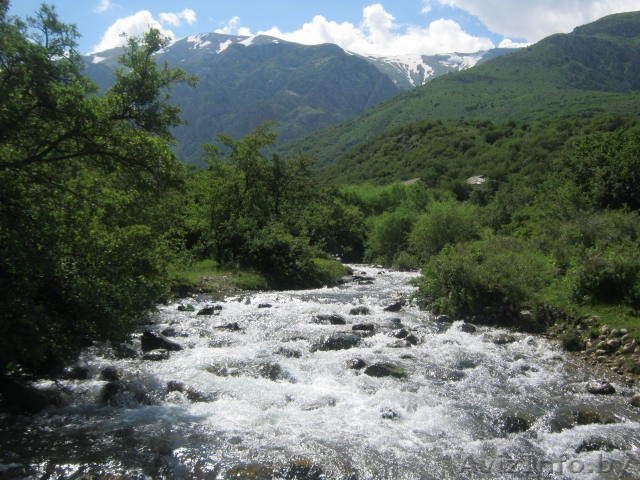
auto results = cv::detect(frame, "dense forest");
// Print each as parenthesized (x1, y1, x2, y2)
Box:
(1, 2, 640, 383)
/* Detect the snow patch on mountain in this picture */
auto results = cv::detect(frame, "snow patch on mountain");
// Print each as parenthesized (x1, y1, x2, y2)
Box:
(187, 34, 212, 50)
(217, 40, 233, 54)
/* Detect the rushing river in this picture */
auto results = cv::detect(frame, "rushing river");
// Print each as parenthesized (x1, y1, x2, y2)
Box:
(1, 266, 639, 479)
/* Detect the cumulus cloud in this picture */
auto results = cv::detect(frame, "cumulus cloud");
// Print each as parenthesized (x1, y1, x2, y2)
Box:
(94, 0, 112, 14)
(215, 16, 253, 36)
(424, 0, 640, 41)
(259, 3, 494, 56)
(92, 10, 174, 53)
(498, 38, 531, 49)
(159, 9, 197, 27)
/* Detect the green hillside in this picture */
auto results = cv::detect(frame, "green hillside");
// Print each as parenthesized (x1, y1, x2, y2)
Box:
(284, 11, 640, 165)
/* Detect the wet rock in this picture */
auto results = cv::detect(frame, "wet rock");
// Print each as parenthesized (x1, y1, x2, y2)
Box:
(166, 381, 213, 402)
(347, 358, 367, 370)
(436, 315, 453, 323)
(393, 328, 409, 339)
(314, 333, 361, 351)
(630, 394, 640, 407)
(0, 376, 65, 413)
(166, 380, 185, 393)
(500, 415, 531, 434)
(161, 327, 178, 337)
(387, 340, 410, 348)
(197, 305, 223, 316)
(587, 382, 616, 395)
(384, 301, 404, 312)
(177, 304, 195, 312)
(215, 322, 242, 332)
(575, 437, 619, 453)
(100, 366, 119, 382)
(459, 322, 477, 334)
(258, 303, 272, 309)
(112, 343, 138, 359)
(352, 323, 375, 332)
(349, 306, 371, 315)
(312, 314, 346, 325)
(573, 409, 614, 426)
(381, 408, 400, 420)
(405, 334, 419, 346)
(455, 359, 478, 370)
(353, 276, 375, 285)
(492, 334, 517, 345)
(278, 459, 324, 480)
(426, 368, 466, 382)
(141, 330, 182, 352)
(387, 318, 404, 330)
(276, 347, 302, 358)
(100, 381, 125, 405)
(364, 363, 407, 379)
(62, 365, 91, 380)
(225, 463, 274, 480)
(142, 349, 171, 361)
(207, 361, 292, 382)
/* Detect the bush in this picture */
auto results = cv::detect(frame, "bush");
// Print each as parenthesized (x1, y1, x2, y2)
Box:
(243, 224, 320, 289)
(570, 241, 640, 308)
(419, 237, 555, 328)
(365, 209, 417, 266)
(392, 251, 420, 271)
(408, 201, 481, 261)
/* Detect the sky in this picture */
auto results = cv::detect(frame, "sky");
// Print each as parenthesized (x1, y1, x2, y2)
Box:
(8, 1, 640, 56)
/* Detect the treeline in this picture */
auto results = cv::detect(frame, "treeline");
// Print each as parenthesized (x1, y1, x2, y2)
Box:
(0, 4, 361, 376)
(345, 115, 640, 338)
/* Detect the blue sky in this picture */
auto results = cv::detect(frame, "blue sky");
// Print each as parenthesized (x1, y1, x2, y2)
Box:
(9, 1, 640, 55)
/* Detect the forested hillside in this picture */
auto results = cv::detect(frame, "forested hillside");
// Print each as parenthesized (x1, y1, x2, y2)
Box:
(284, 11, 640, 165)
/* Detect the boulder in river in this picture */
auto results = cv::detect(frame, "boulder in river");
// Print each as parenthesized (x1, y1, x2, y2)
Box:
(0, 376, 67, 413)
(381, 408, 400, 419)
(459, 322, 477, 334)
(258, 303, 272, 309)
(364, 363, 407, 379)
(314, 333, 361, 351)
(383, 301, 404, 312)
(631, 394, 640, 407)
(197, 305, 223, 316)
(215, 322, 242, 332)
(575, 437, 619, 453)
(100, 366, 120, 382)
(349, 306, 371, 316)
(276, 347, 302, 358)
(491, 333, 517, 345)
(352, 323, 375, 332)
(177, 304, 195, 312)
(142, 349, 171, 361)
(312, 314, 346, 325)
(347, 358, 367, 370)
(587, 382, 616, 395)
(141, 330, 182, 352)
(393, 328, 409, 339)
(499, 414, 531, 434)
(405, 334, 419, 346)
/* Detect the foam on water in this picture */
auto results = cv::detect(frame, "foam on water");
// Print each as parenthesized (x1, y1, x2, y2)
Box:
(1, 266, 639, 479)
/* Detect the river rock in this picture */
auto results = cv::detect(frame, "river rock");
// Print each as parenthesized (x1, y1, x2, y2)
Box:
(167, 380, 214, 402)
(352, 323, 375, 332)
(314, 333, 361, 351)
(393, 328, 409, 339)
(141, 330, 182, 352)
(383, 301, 403, 312)
(455, 359, 478, 370)
(100, 366, 119, 382)
(349, 306, 371, 315)
(381, 408, 400, 420)
(197, 305, 223, 316)
(100, 381, 125, 405)
(278, 459, 324, 480)
(405, 334, 419, 346)
(161, 327, 178, 337)
(225, 463, 274, 479)
(492, 334, 517, 345)
(276, 347, 302, 358)
(387, 318, 404, 330)
(347, 358, 367, 370)
(142, 349, 171, 361)
(575, 437, 619, 453)
(631, 394, 640, 407)
(500, 415, 531, 434)
(258, 303, 272, 309)
(113, 343, 138, 359)
(177, 304, 195, 312)
(215, 322, 242, 332)
(587, 382, 616, 395)
(459, 322, 477, 333)
(436, 315, 453, 323)
(312, 314, 346, 325)
(364, 363, 407, 379)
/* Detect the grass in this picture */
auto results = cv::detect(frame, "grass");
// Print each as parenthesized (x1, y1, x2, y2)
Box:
(312, 258, 351, 286)
(168, 259, 268, 299)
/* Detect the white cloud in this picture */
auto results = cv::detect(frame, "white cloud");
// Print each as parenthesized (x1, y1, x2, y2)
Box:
(94, 0, 112, 14)
(92, 10, 175, 53)
(159, 9, 197, 27)
(258, 3, 495, 56)
(498, 38, 531, 49)
(425, 0, 640, 41)
(215, 16, 252, 36)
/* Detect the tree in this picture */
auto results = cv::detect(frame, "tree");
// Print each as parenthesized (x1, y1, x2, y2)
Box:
(0, 3, 194, 375)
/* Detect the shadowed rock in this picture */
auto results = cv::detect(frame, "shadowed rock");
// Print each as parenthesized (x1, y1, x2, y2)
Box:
(141, 330, 182, 352)
(364, 363, 407, 379)
(314, 333, 361, 351)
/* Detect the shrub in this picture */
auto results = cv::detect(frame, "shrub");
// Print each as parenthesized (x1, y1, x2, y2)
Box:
(419, 237, 555, 328)
(408, 201, 481, 261)
(365, 208, 417, 266)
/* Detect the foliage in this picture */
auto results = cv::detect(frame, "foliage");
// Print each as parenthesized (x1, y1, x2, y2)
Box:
(409, 201, 481, 261)
(365, 209, 416, 266)
(420, 237, 556, 327)
(0, 4, 192, 375)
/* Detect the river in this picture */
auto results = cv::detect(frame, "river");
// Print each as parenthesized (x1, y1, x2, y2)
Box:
(1, 266, 639, 479)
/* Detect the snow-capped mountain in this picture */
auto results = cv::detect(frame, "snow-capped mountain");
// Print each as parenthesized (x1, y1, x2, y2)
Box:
(83, 32, 514, 163)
